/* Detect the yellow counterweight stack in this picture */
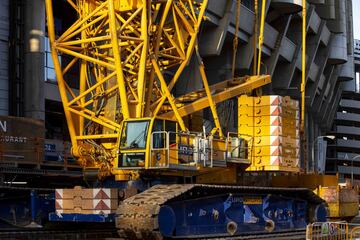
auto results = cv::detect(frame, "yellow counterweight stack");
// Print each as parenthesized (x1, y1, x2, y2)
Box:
(238, 95, 300, 172)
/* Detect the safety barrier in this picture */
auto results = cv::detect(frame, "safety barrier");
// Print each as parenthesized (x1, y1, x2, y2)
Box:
(350, 226, 360, 240)
(306, 222, 360, 240)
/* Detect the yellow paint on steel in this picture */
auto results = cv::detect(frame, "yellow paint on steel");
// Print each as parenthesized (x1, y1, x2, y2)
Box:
(301, 0, 306, 133)
(197, 51, 224, 137)
(67, 72, 117, 107)
(301, 0, 307, 173)
(46, 0, 276, 179)
(108, 0, 130, 119)
(55, 46, 115, 69)
(45, 0, 78, 150)
(58, 2, 108, 42)
(232, 0, 241, 79)
(135, 1, 148, 118)
(160, 75, 271, 119)
(79, 3, 89, 136)
(75, 134, 118, 140)
(257, 0, 266, 76)
(152, 58, 187, 131)
(253, 0, 258, 75)
(150, 0, 209, 117)
(144, 0, 173, 116)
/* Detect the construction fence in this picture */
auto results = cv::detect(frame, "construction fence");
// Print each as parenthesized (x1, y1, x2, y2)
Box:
(306, 222, 360, 240)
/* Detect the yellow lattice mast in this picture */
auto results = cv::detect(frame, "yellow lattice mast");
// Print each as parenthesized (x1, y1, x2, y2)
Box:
(45, 0, 211, 175)
(45, 0, 271, 179)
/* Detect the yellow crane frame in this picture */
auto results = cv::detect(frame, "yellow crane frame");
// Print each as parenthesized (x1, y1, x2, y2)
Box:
(45, 0, 272, 178)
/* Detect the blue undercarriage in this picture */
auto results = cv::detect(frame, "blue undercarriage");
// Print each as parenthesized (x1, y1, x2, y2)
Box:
(49, 213, 115, 222)
(158, 193, 326, 238)
(43, 179, 326, 238)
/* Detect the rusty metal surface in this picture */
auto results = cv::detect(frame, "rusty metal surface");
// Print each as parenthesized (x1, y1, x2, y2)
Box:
(0, 116, 44, 164)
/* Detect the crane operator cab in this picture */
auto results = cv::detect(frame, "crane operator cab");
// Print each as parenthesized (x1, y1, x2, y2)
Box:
(117, 118, 249, 172)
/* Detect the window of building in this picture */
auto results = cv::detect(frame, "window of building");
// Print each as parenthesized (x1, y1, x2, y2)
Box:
(44, 37, 60, 83)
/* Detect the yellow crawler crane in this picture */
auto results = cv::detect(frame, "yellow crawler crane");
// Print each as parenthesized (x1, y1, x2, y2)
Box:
(45, 0, 358, 238)
(45, 0, 271, 180)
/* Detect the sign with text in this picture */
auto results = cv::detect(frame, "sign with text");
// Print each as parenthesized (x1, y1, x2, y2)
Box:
(0, 116, 45, 162)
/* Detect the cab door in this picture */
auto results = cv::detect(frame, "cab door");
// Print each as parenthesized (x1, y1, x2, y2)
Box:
(150, 119, 178, 168)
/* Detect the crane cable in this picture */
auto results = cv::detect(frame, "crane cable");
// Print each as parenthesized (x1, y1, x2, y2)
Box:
(301, 0, 307, 172)
(231, 0, 241, 79)
(253, 0, 258, 75)
(257, 0, 266, 76)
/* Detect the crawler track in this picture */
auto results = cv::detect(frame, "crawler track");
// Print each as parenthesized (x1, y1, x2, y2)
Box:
(116, 184, 322, 239)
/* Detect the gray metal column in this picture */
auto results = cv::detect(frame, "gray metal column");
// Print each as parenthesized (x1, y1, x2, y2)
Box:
(24, 0, 45, 120)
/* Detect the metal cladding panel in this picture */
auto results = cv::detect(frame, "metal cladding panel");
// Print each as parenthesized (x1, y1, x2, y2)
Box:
(326, 0, 346, 33)
(314, 0, 335, 20)
(279, 37, 296, 62)
(336, 112, 360, 122)
(337, 152, 360, 161)
(336, 139, 360, 149)
(328, 33, 348, 65)
(308, 7, 321, 34)
(0, 116, 44, 163)
(338, 165, 360, 175)
(338, 55, 355, 80)
(341, 79, 356, 92)
(340, 99, 360, 109)
(308, 63, 320, 82)
(0, 0, 8, 115)
(263, 23, 279, 50)
(335, 126, 360, 136)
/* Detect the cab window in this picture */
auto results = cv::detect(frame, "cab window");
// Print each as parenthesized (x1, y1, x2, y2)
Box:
(120, 121, 149, 149)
